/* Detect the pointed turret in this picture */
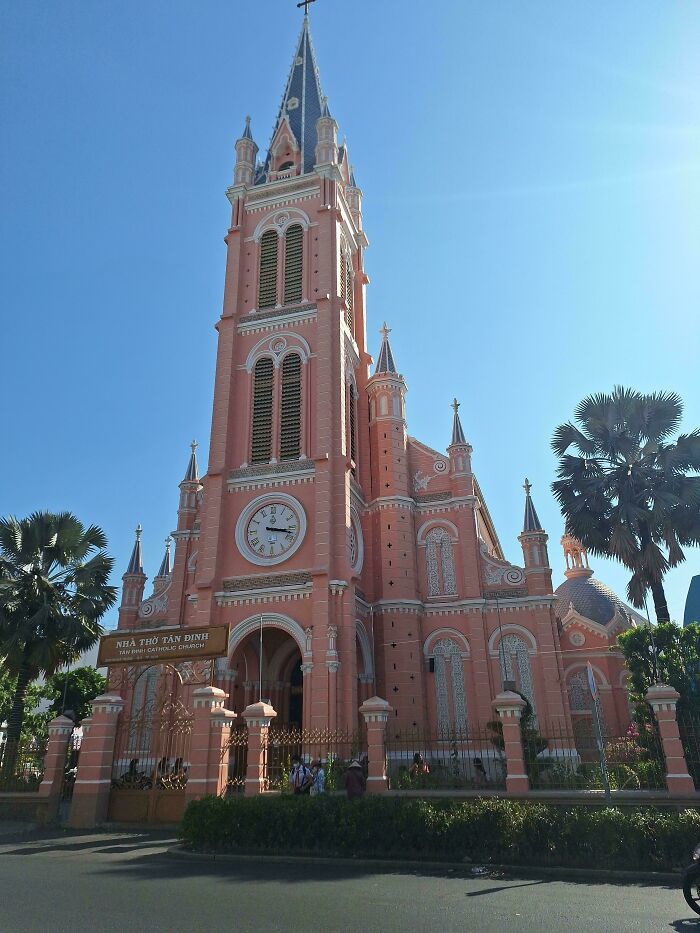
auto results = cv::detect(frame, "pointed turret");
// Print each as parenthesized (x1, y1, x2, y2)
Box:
(518, 479, 552, 595)
(234, 116, 259, 187)
(184, 439, 199, 483)
(118, 525, 147, 629)
(447, 399, 473, 479)
(126, 524, 144, 574)
(177, 440, 203, 534)
(374, 322, 397, 375)
(451, 399, 467, 445)
(264, 16, 326, 181)
(315, 95, 339, 173)
(522, 478, 543, 532)
(156, 537, 172, 579)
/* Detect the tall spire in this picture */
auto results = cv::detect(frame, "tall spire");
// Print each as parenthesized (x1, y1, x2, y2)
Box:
(241, 115, 253, 141)
(374, 322, 397, 375)
(450, 399, 467, 446)
(263, 16, 326, 180)
(126, 524, 144, 575)
(156, 537, 172, 578)
(183, 440, 199, 483)
(522, 478, 543, 532)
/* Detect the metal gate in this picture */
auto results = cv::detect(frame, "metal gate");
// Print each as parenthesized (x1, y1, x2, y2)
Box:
(221, 725, 248, 796)
(108, 697, 193, 824)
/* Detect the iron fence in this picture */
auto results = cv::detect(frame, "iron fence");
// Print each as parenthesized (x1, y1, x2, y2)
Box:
(0, 736, 46, 792)
(527, 717, 666, 792)
(265, 727, 366, 793)
(222, 725, 248, 796)
(677, 712, 700, 790)
(386, 725, 506, 791)
(111, 699, 193, 792)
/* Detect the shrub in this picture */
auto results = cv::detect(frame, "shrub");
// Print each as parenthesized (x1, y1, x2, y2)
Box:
(179, 795, 700, 871)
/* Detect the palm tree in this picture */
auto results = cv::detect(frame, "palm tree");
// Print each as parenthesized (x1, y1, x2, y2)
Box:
(551, 387, 700, 622)
(0, 512, 116, 756)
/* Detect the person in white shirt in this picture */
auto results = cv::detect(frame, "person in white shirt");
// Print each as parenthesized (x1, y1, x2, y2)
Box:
(288, 755, 312, 795)
(310, 759, 326, 796)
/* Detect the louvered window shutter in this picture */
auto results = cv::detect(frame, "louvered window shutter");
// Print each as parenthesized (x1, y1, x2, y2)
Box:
(258, 230, 278, 309)
(344, 256, 354, 331)
(349, 383, 357, 474)
(251, 358, 274, 463)
(283, 224, 303, 305)
(279, 353, 302, 461)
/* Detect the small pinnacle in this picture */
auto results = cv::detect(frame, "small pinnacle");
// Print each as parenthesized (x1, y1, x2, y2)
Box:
(245, 115, 251, 125)
(135, 523, 142, 540)
(523, 477, 532, 496)
(191, 439, 198, 453)
(165, 536, 172, 551)
(380, 322, 391, 339)
(452, 398, 460, 415)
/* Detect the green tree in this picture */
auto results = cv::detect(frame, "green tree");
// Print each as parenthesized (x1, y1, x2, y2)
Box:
(617, 621, 700, 715)
(0, 667, 42, 735)
(41, 666, 107, 722)
(0, 512, 116, 754)
(552, 387, 700, 622)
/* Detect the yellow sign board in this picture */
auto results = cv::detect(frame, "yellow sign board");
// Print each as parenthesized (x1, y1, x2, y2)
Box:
(97, 624, 229, 667)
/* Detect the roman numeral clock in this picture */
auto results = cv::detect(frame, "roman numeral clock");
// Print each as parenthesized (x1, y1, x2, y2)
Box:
(235, 493, 307, 566)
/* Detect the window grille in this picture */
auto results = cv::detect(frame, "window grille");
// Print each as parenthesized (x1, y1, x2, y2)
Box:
(348, 383, 357, 473)
(283, 224, 303, 305)
(251, 357, 274, 463)
(279, 353, 302, 461)
(258, 230, 278, 309)
(341, 253, 354, 331)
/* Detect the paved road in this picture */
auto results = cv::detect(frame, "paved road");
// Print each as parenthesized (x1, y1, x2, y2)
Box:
(0, 829, 697, 933)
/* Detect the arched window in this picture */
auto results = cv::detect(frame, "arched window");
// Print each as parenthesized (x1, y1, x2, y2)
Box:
(251, 357, 274, 463)
(498, 634, 537, 720)
(433, 638, 468, 732)
(279, 353, 302, 461)
(348, 383, 357, 473)
(567, 673, 589, 713)
(283, 224, 303, 305)
(425, 527, 457, 596)
(258, 230, 279, 309)
(341, 253, 353, 331)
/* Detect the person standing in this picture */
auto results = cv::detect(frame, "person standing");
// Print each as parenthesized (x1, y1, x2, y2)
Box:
(288, 755, 312, 795)
(310, 759, 326, 796)
(343, 759, 366, 800)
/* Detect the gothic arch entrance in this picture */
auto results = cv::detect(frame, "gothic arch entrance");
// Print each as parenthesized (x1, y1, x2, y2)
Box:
(227, 618, 304, 728)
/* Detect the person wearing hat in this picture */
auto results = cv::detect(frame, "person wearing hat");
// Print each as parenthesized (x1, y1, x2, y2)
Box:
(310, 758, 326, 796)
(343, 759, 366, 800)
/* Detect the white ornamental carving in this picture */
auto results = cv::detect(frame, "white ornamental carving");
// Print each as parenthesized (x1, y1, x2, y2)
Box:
(479, 543, 525, 586)
(498, 634, 537, 723)
(433, 459, 448, 474)
(138, 582, 171, 619)
(413, 471, 431, 492)
(425, 527, 457, 596)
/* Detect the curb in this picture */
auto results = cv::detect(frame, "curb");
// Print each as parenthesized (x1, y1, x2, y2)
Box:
(166, 845, 681, 884)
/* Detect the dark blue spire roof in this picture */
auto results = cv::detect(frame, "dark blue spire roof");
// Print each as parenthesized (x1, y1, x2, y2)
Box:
(156, 537, 172, 578)
(183, 440, 199, 483)
(126, 524, 144, 575)
(450, 399, 467, 446)
(522, 479, 543, 532)
(262, 17, 326, 182)
(241, 115, 253, 140)
(375, 322, 397, 374)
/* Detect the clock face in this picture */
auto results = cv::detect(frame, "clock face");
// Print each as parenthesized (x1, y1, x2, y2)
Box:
(246, 502, 300, 559)
(235, 494, 307, 566)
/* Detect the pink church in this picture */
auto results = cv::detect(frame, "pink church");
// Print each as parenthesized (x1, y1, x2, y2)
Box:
(112, 17, 638, 745)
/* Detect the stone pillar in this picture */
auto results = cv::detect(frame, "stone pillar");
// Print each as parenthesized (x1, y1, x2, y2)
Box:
(38, 715, 74, 821)
(646, 684, 695, 796)
(242, 702, 276, 796)
(359, 696, 391, 793)
(185, 687, 237, 805)
(493, 691, 529, 794)
(69, 694, 124, 828)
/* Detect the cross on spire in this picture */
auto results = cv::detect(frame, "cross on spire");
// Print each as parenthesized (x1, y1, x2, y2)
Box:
(452, 398, 460, 415)
(523, 477, 532, 496)
(296, 0, 316, 14)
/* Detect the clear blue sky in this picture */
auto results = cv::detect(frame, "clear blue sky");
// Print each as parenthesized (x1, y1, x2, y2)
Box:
(2, 1, 699, 630)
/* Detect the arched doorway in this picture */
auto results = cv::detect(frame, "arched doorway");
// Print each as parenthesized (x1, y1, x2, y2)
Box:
(226, 615, 305, 727)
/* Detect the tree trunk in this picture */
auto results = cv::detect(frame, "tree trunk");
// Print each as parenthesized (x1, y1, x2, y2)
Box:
(6, 663, 32, 743)
(1, 664, 33, 781)
(649, 579, 671, 624)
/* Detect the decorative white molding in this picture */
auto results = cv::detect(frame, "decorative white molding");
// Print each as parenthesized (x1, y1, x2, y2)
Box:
(228, 613, 307, 657)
